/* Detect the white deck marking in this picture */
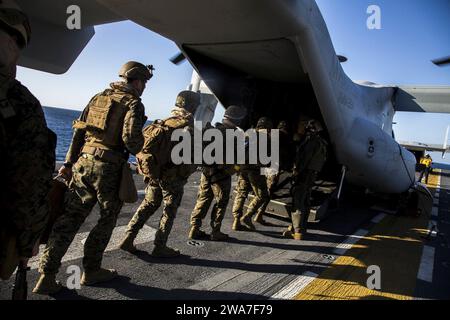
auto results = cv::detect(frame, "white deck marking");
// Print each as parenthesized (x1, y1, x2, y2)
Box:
(30, 225, 156, 270)
(270, 271, 319, 300)
(371, 213, 386, 224)
(189, 248, 307, 292)
(333, 229, 369, 256)
(270, 228, 373, 299)
(417, 245, 435, 283)
(427, 222, 438, 238)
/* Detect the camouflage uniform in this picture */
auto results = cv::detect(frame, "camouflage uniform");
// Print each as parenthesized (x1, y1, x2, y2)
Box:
(290, 131, 328, 237)
(239, 168, 270, 229)
(124, 107, 196, 250)
(231, 173, 251, 221)
(38, 81, 146, 274)
(265, 169, 280, 198)
(190, 123, 234, 238)
(235, 126, 272, 230)
(0, 79, 56, 274)
(266, 121, 294, 196)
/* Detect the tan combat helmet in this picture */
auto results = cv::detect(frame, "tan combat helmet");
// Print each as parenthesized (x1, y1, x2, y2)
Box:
(256, 117, 273, 130)
(119, 61, 154, 82)
(175, 90, 201, 114)
(0, 0, 31, 48)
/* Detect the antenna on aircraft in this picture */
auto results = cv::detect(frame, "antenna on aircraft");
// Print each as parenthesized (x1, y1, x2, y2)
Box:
(170, 52, 187, 65)
(337, 55, 348, 63)
(432, 56, 450, 67)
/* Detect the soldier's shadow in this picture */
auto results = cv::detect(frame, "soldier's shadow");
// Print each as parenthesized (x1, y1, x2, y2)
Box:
(93, 274, 267, 300)
(51, 287, 94, 300)
(134, 250, 192, 262)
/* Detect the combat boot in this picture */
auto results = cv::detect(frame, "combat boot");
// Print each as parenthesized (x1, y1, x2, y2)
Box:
(81, 268, 118, 286)
(32, 274, 62, 295)
(240, 215, 256, 231)
(293, 232, 304, 240)
(151, 245, 181, 258)
(253, 213, 267, 225)
(282, 228, 293, 238)
(210, 230, 229, 241)
(232, 218, 244, 231)
(188, 226, 209, 240)
(119, 233, 137, 253)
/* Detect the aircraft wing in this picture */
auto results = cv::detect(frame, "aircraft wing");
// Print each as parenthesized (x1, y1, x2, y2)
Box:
(16, 0, 125, 74)
(398, 141, 450, 153)
(432, 162, 450, 170)
(399, 125, 449, 156)
(394, 86, 450, 113)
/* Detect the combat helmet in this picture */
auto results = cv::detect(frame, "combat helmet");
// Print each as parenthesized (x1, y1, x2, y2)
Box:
(175, 90, 201, 114)
(119, 61, 154, 82)
(0, 0, 31, 48)
(305, 119, 324, 133)
(277, 120, 288, 132)
(223, 105, 247, 128)
(256, 117, 273, 130)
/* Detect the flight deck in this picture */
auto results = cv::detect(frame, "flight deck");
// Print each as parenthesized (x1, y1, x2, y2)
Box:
(0, 171, 448, 300)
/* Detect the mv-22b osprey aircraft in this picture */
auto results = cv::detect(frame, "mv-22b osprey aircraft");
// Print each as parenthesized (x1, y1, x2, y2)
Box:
(17, 0, 450, 215)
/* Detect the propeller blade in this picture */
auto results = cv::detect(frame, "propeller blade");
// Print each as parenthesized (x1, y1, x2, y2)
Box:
(432, 56, 450, 67)
(170, 52, 187, 65)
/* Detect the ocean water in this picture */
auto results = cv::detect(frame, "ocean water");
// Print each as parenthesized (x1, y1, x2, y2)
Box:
(43, 106, 81, 162)
(43, 106, 143, 163)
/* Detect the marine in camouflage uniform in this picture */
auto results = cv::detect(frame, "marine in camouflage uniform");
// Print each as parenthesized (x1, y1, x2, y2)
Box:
(189, 105, 247, 241)
(0, 0, 56, 280)
(233, 117, 273, 231)
(265, 120, 293, 196)
(284, 119, 328, 240)
(33, 62, 152, 294)
(189, 126, 233, 241)
(119, 91, 201, 258)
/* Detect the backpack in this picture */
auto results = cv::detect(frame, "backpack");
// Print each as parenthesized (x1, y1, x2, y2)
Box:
(136, 115, 191, 180)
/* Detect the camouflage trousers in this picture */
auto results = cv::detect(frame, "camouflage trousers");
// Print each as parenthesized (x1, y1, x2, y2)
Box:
(291, 170, 317, 233)
(39, 155, 123, 274)
(125, 178, 185, 247)
(232, 171, 270, 220)
(190, 173, 231, 231)
(266, 172, 280, 197)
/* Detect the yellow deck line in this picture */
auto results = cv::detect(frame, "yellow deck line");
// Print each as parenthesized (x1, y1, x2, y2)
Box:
(294, 172, 440, 300)
(426, 170, 441, 188)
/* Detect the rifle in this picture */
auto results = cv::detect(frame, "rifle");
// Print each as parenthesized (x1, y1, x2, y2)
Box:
(11, 260, 29, 300)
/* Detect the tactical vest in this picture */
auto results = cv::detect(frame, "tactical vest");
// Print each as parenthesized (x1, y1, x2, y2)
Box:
(136, 112, 192, 180)
(73, 90, 136, 153)
(202, 123, 239, 182)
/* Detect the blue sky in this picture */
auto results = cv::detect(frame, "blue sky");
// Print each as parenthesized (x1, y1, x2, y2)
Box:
(17, 0, 450, 161)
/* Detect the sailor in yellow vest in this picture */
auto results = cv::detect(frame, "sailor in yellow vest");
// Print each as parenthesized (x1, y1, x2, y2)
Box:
(419, 154, 433, 184)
